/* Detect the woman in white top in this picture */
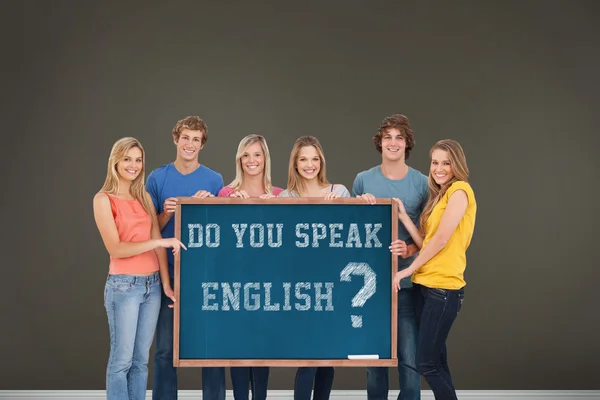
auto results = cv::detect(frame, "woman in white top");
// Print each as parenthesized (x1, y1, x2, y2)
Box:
(279, 136, 350, 199)
(279, 136, 349, 400)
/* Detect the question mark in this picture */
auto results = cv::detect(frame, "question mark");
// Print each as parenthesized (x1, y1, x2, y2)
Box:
(340, 262, 377, 328)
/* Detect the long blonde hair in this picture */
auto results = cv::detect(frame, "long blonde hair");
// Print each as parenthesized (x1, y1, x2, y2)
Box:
(100, 137, 154, 217)
(419, 139, 470, 234)
(227, 134, 274, 194)
(287, 136, 330, 195)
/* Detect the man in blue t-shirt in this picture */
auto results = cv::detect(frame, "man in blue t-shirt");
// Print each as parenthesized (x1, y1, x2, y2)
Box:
(353, 114, 428, 400)
(147, 116, 224, 400)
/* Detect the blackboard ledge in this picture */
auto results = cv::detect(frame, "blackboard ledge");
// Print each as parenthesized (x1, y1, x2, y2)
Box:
(175, 359, 397, 367)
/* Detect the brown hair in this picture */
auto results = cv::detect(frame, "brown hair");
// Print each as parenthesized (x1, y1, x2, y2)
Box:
(172, 116, 208, 145)
(373, 114, 415, 160)
(419, 139, 470, 235)
(287, 136, 329, 195)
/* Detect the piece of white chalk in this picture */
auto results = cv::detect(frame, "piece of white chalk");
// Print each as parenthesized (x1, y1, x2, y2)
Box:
(348, 354, 379, 359)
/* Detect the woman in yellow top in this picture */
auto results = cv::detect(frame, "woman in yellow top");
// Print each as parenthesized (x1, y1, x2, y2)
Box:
(391, 139, 476, 400)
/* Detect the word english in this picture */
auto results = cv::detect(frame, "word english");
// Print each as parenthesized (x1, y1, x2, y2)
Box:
(202, 282, 335, 312)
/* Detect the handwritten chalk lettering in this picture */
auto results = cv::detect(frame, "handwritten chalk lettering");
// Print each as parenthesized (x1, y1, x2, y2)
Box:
(263, 282, 281, 310)
(364, 224, 382, 248)
(206, 224, 220, 248)
(283, 282, 292, 311)
(314, 282, 335, 311)
(296, 223, 309, 248)
(201, 282, 335, 311)
(202, 282, 219, 310)
(190, 222, 380, 249)
(244, 283, 261, 310)
(329, 223, 343, 247)
(340, 262, 377, 328)
(232, 224, 247, 248)
(231, 223, 284, 248)
(222, 282, 241, 311)
(188, 224, 221, 248)
(295, 223, 383, 248)
(250, 224, 264, 248)
(295, 282, 311, 310)
(267, 224, 283, 247)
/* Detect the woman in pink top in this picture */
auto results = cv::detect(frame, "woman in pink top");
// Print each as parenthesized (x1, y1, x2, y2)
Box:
(93, 137, 186, 400)
(217, 134, 282, 400)
(218, 134, 283, 198)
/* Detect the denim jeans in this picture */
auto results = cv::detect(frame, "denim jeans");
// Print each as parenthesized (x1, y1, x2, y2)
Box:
(413, 284, 464, 400)
(105, 272, 161, 400)
(367, 288, 420, 400)
(294, 367, 334, 400)
(152, 278, 225, 400)
(231, 367, 270, 400)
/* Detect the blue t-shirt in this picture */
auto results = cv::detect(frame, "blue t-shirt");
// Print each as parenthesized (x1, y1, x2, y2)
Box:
(146, 163, 224, 276)
(352, 165, 428, 288)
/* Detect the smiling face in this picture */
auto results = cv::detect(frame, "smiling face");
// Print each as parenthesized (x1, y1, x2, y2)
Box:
(241, 141, 265, 177)
(296, 145, 321, 181)
(430, 149, 455, 185)
(116, 146, 143, 183)
(381, 128, 406, 162)
(174, 128, 204, 162)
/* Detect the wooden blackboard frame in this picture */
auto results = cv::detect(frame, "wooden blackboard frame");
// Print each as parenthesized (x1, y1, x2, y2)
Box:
(173, 197, 398, 367)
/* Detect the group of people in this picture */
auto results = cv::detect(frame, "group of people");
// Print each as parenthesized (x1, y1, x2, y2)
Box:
(93, 114, 477, 400)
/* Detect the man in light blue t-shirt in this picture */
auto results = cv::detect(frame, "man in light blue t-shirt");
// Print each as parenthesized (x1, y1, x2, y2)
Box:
(146, 116, 224, 400)
(353, 114, 428, 400)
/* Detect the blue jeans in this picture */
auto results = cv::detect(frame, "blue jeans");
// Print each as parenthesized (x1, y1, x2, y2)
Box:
(294, 367, 334, 400)
(105, 272, 161, 400)
(367, 288, 420, 400)
(152, 278, 225, 400)
(413, 284, 464, 400)
(231, 367, 270, 400)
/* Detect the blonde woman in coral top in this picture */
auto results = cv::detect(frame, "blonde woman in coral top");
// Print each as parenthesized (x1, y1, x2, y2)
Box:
(93, 137, 186, 400)
(391, 139, 476, 400)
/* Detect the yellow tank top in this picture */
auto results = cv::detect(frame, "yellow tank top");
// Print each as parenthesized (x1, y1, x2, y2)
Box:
(412, 181, 476, 290)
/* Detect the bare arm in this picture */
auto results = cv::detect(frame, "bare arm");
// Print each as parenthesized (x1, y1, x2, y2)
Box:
(157, 210, 172, 231)
(93, 193, 161, 258)
(147, 194, 177, 305)
(399, 213, 424, 249)
(393, 190, 469, 289)
(393, 198, 424, 248)
(406, 243, 419, 257)
(148, 195, 169, 284)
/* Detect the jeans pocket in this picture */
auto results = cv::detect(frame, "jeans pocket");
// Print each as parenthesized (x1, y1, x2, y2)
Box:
(427, 287, 448, 301)
(111, 281, 134, 293)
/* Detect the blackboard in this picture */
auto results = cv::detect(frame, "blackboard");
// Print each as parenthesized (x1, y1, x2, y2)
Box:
(174, 198, 398, 367)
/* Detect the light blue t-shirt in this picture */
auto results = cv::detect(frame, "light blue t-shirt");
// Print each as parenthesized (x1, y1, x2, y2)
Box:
(146, 163, 224, 276)
(352, 165, 428, 288)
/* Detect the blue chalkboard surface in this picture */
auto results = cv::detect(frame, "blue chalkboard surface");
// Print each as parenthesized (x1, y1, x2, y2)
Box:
(174, 198, 398, 367)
